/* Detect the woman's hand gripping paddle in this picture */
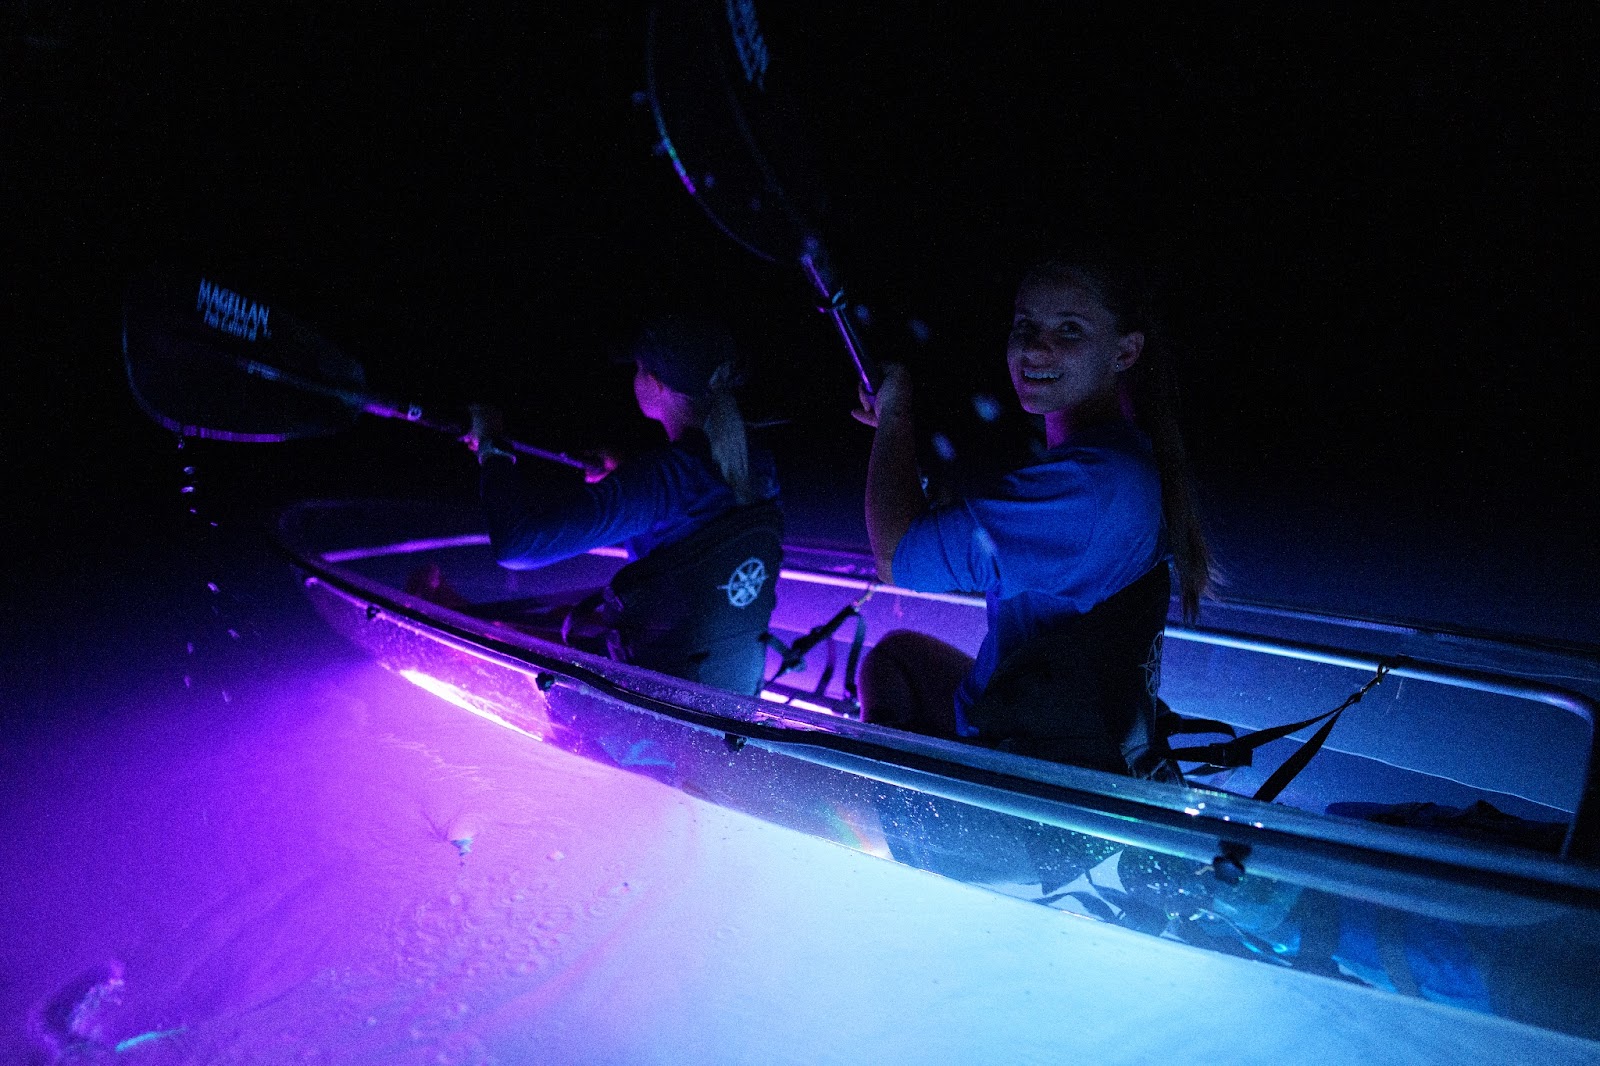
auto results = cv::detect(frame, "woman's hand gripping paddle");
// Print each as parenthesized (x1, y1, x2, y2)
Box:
(645, 0, 882, 395)
(121, 268, 584, 469)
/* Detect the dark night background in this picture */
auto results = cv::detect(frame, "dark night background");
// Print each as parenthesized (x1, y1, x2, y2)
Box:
(3, 3, 1596, 645)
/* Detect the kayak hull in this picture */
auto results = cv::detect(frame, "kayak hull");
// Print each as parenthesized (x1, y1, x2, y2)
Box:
(285, 499, 1600, 1040)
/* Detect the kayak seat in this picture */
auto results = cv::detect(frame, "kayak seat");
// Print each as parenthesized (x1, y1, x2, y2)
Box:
(599, 500, 784, 696)
(967, 562, 1180, 781)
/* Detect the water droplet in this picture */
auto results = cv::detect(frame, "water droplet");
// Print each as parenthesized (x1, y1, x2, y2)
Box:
(183, 675, 192, 688)
(852, 304, 872, 325)
(183, 466, 195, 476)
(972, 394, 1002, 422)
(179, 485, 194, 494)
(221, 690, 231, 703)
(931, 433, 956, 462)
(186, 642, 194, 654)
(908, 318, 931, 343)
(206, 582, 219, 593)
(227, 629, 240, 640)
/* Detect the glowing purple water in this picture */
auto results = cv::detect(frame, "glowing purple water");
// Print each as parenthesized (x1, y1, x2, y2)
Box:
(3, 523, 1597, 1064)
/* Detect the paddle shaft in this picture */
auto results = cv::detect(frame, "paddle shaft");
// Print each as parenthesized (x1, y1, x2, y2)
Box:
(238, 355, 585, 469)
(800, 248, 881, 396)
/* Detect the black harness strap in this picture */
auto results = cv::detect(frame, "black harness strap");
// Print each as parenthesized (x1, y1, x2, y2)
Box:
(1166, 660, 1399, 802)
(810, 610, 869, 701)
(764, 587, 876, 704)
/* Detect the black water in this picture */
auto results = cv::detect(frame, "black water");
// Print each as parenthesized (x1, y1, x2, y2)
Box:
(7, 5, 1596, 653)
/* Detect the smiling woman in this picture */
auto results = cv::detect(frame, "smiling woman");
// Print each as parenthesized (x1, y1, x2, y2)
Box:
(852, 248, 1211, 776)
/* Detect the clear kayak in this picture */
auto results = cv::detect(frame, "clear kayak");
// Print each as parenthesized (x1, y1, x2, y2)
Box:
(279, 497, 1600, 1041)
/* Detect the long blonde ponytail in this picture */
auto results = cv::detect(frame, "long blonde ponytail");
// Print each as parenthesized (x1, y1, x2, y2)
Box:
(702, 361, 753, 505)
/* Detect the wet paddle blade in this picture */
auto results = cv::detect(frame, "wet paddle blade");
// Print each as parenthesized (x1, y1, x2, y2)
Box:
(122, 269, 367, 441)
(646, 0, 825, 264)
(646, 2, 880, 392)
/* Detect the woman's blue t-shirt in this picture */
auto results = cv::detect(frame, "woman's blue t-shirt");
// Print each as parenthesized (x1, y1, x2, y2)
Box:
(481, 431, 780, 569)
(891, 420, 1166, 734)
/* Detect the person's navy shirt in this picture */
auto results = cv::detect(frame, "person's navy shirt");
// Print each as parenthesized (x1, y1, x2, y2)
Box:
(481, 430, 780, 569)
(891, 420, 1165, 734)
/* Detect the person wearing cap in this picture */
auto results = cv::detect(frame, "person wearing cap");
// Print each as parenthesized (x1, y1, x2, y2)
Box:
(465, 314, 783, 695)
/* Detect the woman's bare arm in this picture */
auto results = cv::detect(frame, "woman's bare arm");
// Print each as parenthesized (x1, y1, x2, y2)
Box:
(853, 365, 924, 583)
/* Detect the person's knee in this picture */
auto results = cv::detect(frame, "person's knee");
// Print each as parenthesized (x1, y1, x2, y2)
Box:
(863, 628, 923, 667)
(859, 630, 921, 725)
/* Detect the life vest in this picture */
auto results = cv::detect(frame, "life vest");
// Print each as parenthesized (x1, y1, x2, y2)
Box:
(599, 499, 784, 696)
(966, 562, 1178, 780)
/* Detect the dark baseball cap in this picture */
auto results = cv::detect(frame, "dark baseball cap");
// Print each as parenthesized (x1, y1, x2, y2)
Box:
(629, 314, 740, 398)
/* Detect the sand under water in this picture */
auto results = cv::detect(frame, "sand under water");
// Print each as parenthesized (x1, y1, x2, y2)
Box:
(3, 490, 1599, 1065)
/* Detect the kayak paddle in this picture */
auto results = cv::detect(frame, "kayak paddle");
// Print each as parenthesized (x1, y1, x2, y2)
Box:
(645, 0, 881, 394)
(121, 268, 584, 468)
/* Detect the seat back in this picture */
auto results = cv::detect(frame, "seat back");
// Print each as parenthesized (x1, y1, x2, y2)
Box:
(967, 563, 1175, 779)
(602, 500, 784, 695)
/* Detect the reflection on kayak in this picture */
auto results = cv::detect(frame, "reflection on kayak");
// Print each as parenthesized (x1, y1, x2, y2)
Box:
(280, 497, 1600, 1041)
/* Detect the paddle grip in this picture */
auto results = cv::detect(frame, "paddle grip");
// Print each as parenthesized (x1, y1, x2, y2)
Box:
(504, 439, 587, 470)
(358, 393, 584, 470)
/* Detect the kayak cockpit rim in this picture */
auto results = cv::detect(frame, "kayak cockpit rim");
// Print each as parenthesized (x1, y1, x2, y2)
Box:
(303, 527, 1600, 862)
(279, 528, 1600, 911)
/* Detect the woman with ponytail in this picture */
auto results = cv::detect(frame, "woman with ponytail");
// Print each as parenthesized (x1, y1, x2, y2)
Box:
(466, 314, 782, 694)
(853, 250, 1210, 778)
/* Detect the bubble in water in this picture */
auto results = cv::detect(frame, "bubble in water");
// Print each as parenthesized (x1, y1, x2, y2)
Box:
(972, 394, 1002, 422)
(186, 642, 194, 655)
(227, 629, 240, 640)
(852, 304, 871, 325)
(207, 582, 220, 594)
(180, 486, 194, 494)
(221, 690, 231, 704)
(931, 433, 956, 462)
(908, 318, 931, 343)
(183, 466, 195, 476)
(183, 676, 192, 688)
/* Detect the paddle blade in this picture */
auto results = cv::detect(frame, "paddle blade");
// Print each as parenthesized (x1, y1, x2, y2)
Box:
(646, 0, 824, 264)
(122, 269, 367, 442)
